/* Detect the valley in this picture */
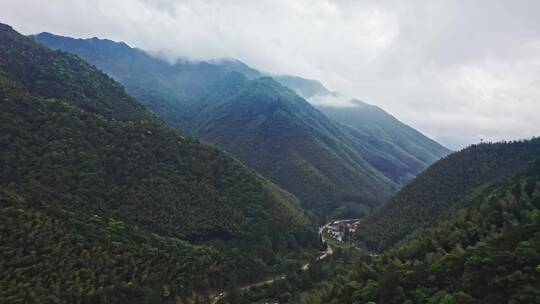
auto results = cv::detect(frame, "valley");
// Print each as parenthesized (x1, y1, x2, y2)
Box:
(212, 217, 353, 303)
(32, 32, 450, 221)
(0, 12, 539, 304)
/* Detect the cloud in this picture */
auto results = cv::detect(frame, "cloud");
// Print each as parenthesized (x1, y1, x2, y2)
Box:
(1, 0, 539, 149)
(309, 93, 357, 108)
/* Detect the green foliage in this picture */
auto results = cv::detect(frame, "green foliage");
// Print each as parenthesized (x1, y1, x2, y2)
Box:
(302, 161, 540, 303)
(31, 32, 260, 131)
(0, 189, 223, 303)
(0, 23, 318, 302)
(32, 32, 449, 221)
(191, 75, 400, 220)
(318, 100, 451, 184)
(0, 25, 150, 122)
(225, 248, 366, 304)
(356, 139, 540, 251)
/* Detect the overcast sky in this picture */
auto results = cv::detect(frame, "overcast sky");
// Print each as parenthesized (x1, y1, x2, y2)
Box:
(2, 0, 539, 149)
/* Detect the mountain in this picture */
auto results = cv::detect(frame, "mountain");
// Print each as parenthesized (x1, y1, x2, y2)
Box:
(301, 159, 540, 303)
(191, 74, 397, 217)
(32, 32, 449, 219)
(247, 77, 451, 186)
(0, 23, 317, 302)
(266, 77, 451, 174)
(237, 141, 540, 304)
(355, 138, 540, 251)
(30, 32, 265, 132)
(317, 100, 450, 173)
(271, 75, 331, 99)
(188, 77, 450, 214)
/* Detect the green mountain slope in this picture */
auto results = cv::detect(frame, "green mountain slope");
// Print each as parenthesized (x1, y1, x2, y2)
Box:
(300, 160, 540, 304)
(2, 32, 150, 122)
(31, 32, 263, 132)
(32, 32, 449, 219)
(0, 189, 228, 303)
(0, 23, 317, 302)
(355, 138, 540, 251)
(318, 99, 450, 168)
(192, 74, 397, 218)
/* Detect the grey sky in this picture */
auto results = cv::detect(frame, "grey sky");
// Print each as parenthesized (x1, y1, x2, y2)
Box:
(2, 0, 539, 149)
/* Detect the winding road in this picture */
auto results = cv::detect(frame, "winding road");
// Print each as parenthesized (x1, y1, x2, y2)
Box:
(211, 219, 357, 303)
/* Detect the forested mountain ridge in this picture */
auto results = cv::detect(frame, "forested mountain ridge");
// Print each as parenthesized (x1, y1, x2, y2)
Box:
(31, 32, 262, 132)
(300, 160, 540, 304)
(0, 23, 318, 302)
(2, 30, 151, 122)
(266, 79, 451, 176)
(32, 32, 449, 219)
(191, 74, 397, 217)
(318, 100, 450, 171)
(354, 138, 540, 252)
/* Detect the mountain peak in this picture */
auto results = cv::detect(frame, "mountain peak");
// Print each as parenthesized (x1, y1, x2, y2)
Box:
(32, 30, 451, 219)
(0, 23, 13, 31)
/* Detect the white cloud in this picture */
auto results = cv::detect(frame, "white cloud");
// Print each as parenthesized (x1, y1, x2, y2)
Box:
(1, 0, 539, 149)
(309, 93, 357, 108)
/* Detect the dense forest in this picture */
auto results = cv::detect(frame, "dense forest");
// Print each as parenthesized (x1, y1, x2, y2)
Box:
(33, 32, 450, 220)
(218, 140, 540, 304)
(318, 99, 450, 173)
(3, 19, 538, 304)
(355, 139, 540, 251)
(191, 74, 397, 219)
(300, 159, 540, 303)
(0, 23, 319, 303)
(1, 189, 228, 303)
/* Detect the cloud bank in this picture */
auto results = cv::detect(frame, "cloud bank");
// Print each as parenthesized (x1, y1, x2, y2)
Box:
(2, 0, 539, 149)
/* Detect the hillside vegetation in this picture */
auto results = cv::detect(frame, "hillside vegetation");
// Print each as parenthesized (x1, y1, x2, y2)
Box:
(355, 138, 540, 251)
(0, 23, 317, 303)
(318, 100, 450, 181)
(191, 74, 397, 218)
(300, 160, 540, 303)
(33, 33, 450, 219)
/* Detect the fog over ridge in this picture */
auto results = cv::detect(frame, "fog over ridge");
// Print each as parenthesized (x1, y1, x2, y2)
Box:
(2, 0, 539, 149)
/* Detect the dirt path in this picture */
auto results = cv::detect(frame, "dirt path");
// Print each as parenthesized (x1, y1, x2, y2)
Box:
(211, 218, 358, 303)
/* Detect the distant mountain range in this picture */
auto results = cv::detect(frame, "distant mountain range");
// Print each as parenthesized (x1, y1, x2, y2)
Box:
(318, 100, 450, 180)
(2, 21, 538, 304)
(32, 32, 450, 219)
